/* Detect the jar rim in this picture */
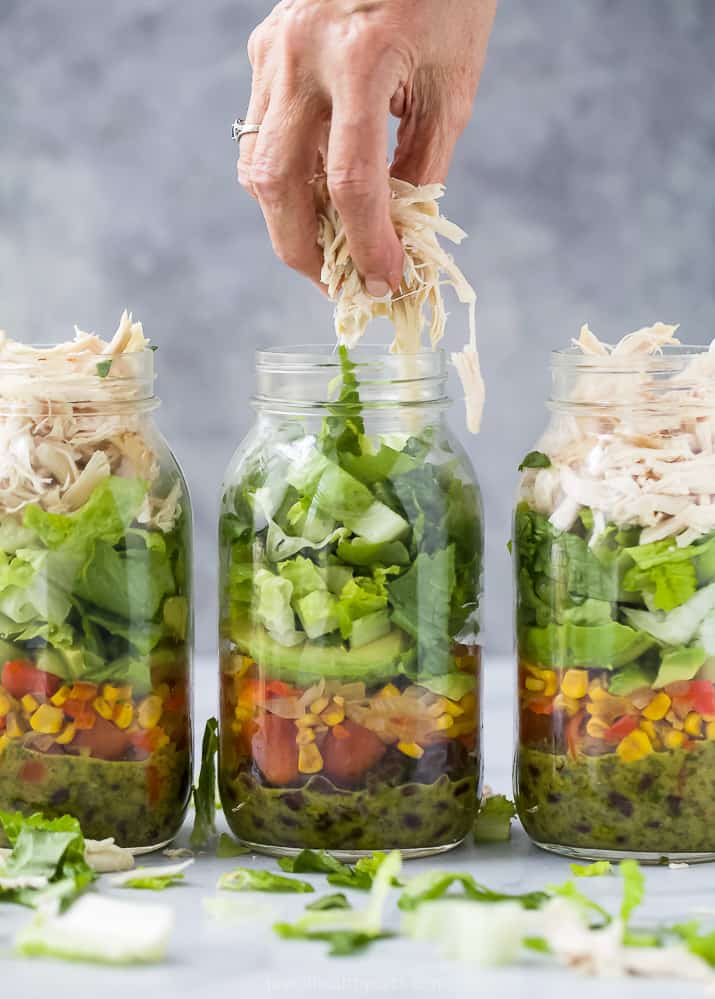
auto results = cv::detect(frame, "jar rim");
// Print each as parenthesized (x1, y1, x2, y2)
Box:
(550, 343, 710, 373)
(256, 343, 445, 368)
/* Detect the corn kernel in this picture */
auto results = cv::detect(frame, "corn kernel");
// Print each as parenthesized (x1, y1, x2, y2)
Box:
(616, 729, 653, 763)
(50, 685, 70, 707)
(586, 717, 609, 739)
(234, 705, 252, 723)
(5, 712, 23, 739)
(426, 697, 449, 718)
(560, 669, 589, 700)
(664, 729, 686, 749)
(541, 670, 558, 697)
(231, 720, 243, 735)
(69, 682, 97, 702)
(377, 684, 400, 699)
(0, 733, 8, 755)
(296, 728, 315, 746)
(639, 719, 657, 742)
(684, 712, 703, 738)
(138, 695, 163, 730)
(322, 703, 345, 726)
(525, 677, 545, 692)
(309, 695, 329, 715)
(55, 722, 76, 745)
(21, 694, 39, 716)
(93, 696, 114, 720)
(115, 685, 133, 702)
(460, 693, 477, 715)
(442, 699, 465, 717)
(298, 743, 323, 774)
(295, 713, 320, 728)
(333, 695, 345, 707)
(29, 704, 65, 735)
(553, 693, 581, 717)
(434, 714, 454, 731)
(397, 741, 424, 759)
(706, 722, 715, 742)
(113, 702, 134, 730)
(0, 690, 14, 717)
(643, 692, 671, 722)
(102, 684, 120, 705)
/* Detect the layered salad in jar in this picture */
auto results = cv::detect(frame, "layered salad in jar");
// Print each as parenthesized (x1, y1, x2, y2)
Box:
(515, 323, 715, 858)
(0, 314, 192, 847)
(219, 348, 482, 854)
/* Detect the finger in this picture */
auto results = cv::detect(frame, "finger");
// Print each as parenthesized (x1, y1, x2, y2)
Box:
(327, 85, 403, 297)
(250, 86, 325, 285)
(237, 84, 271, 199)
(391, 75, 472, 186)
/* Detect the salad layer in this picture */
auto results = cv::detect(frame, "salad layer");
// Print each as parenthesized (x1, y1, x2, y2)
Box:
(219, 348, 482, 853)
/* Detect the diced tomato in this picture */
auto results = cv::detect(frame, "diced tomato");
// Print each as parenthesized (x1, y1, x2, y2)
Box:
(73, 717, 133, 760)
(251, 712, 299, 785)
(163, 690, 186, 713)
(62, 700, 96, 729)
(130, 730, 155, 754)
(689, 681, 715, 716)
(265, 680, 296, 699)
(603, 715, 638, 744)
(1, 660, 60, 699)
(321, 720, 386, 786)
(526, 695, 553, 716)
(566, 709, 586, 758)
(19, 760, 46, 783)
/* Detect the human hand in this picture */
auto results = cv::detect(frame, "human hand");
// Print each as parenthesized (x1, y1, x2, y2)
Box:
(238, 0, 496, 293)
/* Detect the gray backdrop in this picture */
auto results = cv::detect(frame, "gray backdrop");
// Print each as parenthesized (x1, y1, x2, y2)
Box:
(1, 0, 713, 658)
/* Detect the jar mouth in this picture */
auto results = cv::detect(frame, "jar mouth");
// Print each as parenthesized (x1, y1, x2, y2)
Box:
(550, 344, 710, 375)
(254, 343, 448, 412)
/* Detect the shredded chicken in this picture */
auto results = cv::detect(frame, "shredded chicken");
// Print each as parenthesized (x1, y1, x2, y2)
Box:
(521, 322, 715, 545)
(316, 178, 484, 433)
(0, 311, 179, 530)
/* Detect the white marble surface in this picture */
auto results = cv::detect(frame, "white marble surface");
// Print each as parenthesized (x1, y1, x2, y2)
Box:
(3, 655, 714, 998)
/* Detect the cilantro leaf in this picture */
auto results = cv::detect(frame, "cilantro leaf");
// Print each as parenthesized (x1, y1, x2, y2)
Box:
(518, 451, 551, 472)
(96, 359, 112, 378)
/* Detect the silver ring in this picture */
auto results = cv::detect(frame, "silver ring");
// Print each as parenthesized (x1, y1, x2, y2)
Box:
(232, 118, 261, 142)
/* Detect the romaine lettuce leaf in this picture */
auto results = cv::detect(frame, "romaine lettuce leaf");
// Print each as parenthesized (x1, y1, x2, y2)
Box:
(278, 556, 326, 602)
(389, 547, 456, 674)
(623, 582, 715, 646)
(74, 541, 175, 621)
(190, 717, 219, 850)
(219, 868, 314, 893)
(254, 568, 302, 646)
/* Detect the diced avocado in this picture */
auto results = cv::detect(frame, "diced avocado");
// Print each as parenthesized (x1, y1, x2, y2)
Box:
(231, 619, 405, 686)
(337, 538, 410, 567)
(296, 591, 340, 640)
(34, 647, 85, 681)
(350, 610, 391, 649)
(344, 502, 409, 544)
(163, 596, 188, 640)
(0, 638, 23, 664)
(608, 664, 657, 696)
(653, 646, 706, 689)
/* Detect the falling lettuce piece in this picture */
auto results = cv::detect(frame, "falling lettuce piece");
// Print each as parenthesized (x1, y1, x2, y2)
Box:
(190, 718, 219, 850)
(545, 879, 611, 927)
(306, 893, 352, 912)
(398, 870, 547, 912)
(15, 895, 173, 964)
(218, 868, 314, 894)
(571, 861, 613, 878)
(203, 894, 274, 925)
(109, 859, 193, 891)
(474, 795, 517, 844)
(620, 859, 645, 925)
(216, 834, 250, 859)
(518, 451, 551, 472)
(403, 898, 533, 966)
(273, 850, 401, 954)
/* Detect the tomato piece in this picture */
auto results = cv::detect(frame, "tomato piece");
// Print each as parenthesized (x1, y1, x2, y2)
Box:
(19, 760, 46, 783)
(73, 717, 133, 760)
(1, 660, 60, 699)
(603, 715, 638, 744)
(63, 699, 96, 728)
(526, 695, 553, 716)
(689, 681, 715, 716)
(265, 680, 296, 699)
(251, 712, 299, 785)
(163, 690, 186, 713)
(321, 720, 386, 786)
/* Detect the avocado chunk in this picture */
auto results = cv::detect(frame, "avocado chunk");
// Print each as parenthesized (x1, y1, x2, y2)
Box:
(653, 646, 706, 689)
(0, 638, 23, 665)
(231, 619, 406, 686)
(350, 610, 391, 649)
(608, 663, 657, 696)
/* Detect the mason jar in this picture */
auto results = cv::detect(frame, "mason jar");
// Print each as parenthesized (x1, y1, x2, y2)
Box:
(218, 345, 483, 858)
(0, 331, 193, 849)
(514, 343, 715, 861)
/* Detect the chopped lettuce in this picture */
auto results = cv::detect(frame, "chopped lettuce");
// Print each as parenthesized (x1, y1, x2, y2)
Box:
(216, 834, 250, 859)
(109, 859, 193, 891)
(278, 556, 327, 601)
(570, 861, 613, 878)
(190, 718, 219, 850)
(522, 620, 653, 670)
(295, 590, 340, 639)
(218, 868, 314, 893)
(254, 568, 303, 646)
(398, 870, 547, 912)
(389, 547, 456, 675)
(474, 795, 517, 843)
(305, 893, 351, 912)
(15, 895, 173, 964)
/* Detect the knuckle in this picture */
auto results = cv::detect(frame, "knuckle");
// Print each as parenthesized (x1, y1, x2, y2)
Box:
(247, 26, 265, 65)
(327, 167, 375, 208)
(251, 160, 291, 201)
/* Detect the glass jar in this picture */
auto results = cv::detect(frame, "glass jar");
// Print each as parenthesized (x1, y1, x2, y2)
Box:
(514, 344, 715, 861)
(0, 340, 192, 849)
(218, 346, 483, 858)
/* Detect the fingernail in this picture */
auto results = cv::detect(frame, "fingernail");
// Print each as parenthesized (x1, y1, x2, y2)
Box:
(365, 279, 391, 299)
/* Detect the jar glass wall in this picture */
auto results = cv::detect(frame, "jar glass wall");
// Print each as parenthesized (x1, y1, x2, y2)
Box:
(0, 334, 193, 849)
(219, 346, 483, 858)
(514, 344, 715, 861)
